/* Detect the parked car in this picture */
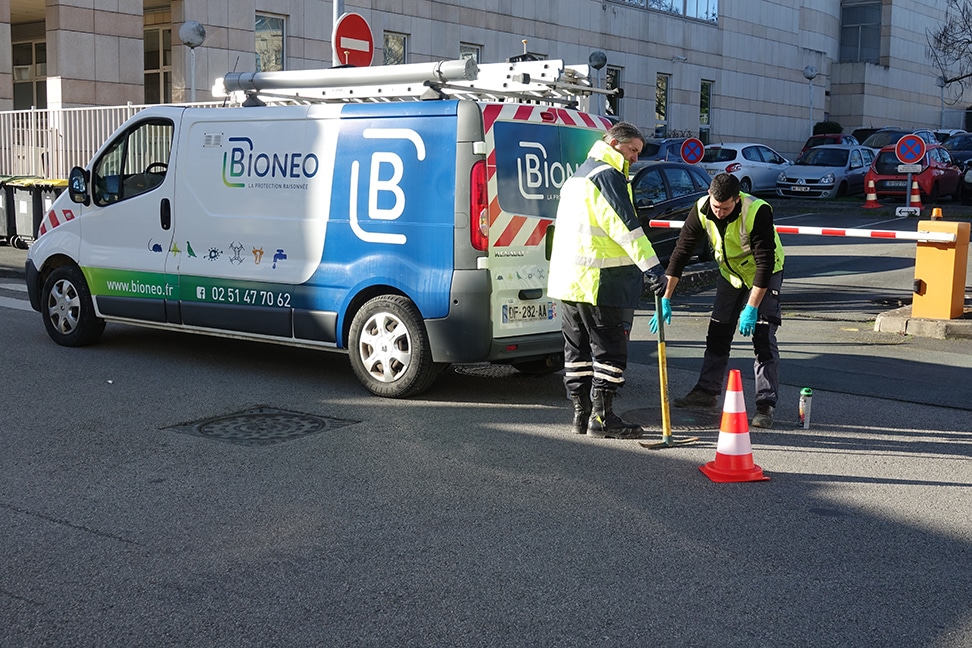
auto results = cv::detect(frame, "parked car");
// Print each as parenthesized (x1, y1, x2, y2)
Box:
(800, 133, 859, 153)
(864, 143, 962, 202)
(960, 166, 972, 204)
(942, 133, 972, 166)
(861, 127, 937, 152)
(776, 144, 875, 198)
(698, 142, 792, 194)
(630, 160, 712, 263)
(934, 128, 966, 143)
(851, 126, 886, 144)
(639, 137, 691, 161)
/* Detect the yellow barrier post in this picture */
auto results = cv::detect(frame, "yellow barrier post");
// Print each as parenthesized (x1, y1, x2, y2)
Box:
(912, 220, 971, 319)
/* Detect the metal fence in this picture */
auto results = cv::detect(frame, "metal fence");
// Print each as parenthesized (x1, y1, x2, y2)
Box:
(0, 102, 223, 180)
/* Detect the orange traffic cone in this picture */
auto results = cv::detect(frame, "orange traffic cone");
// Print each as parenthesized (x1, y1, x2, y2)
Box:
(862, 179, 881, 208)
(908, 180, 923, 211)
(699, 369, 770, 483)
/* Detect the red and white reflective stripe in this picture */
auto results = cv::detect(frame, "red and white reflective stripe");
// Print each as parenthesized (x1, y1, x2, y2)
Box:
(716, 430, 752, 457)
(483, 103, 610, 248)
(715, 388, 752, 455)
(37, 208, 75, 237)
(647, 220, 957, 244)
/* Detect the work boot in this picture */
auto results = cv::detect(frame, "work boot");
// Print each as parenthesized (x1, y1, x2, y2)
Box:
(587, 389, 643, 439)
(570, 393, 592, 435)
(751, 404, 775, 429)
(674, 387, 718, 408)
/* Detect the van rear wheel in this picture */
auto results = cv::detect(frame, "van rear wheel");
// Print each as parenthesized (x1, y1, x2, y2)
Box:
(348, 295, 442, 398)
(41, 264, 105, 347)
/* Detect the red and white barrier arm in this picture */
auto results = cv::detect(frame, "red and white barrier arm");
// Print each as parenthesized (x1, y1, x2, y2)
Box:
(646, 220, 957, 244)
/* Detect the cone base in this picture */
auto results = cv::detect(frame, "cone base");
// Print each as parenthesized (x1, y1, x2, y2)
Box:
(699, 461, 770, 483)
(862, 202, 881, 209)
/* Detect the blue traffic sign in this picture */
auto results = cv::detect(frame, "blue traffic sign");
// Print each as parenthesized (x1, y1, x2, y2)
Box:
(895, 134, 926, 164)
(680, 138, 705, 164)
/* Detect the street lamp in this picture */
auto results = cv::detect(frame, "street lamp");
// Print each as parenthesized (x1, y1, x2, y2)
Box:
(179, 21, 207, 103)
(936, 75, 946, 129)
(588, 51, 607, 115)
(803, 65, 818, 139)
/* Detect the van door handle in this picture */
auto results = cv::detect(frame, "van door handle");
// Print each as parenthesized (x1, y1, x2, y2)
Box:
(160, 198, 171, 230)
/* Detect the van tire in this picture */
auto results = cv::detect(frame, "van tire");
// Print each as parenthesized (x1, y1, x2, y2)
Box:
(348, 295, 441, 398)
(41, 264, 106, 347)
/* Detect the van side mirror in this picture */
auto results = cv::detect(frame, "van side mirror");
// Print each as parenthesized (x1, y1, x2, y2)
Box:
(68, 167, 90, 206)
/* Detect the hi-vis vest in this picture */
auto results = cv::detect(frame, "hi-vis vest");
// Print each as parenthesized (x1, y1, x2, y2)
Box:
(697, 194, 785, 289)
(547, 140, 661, 307)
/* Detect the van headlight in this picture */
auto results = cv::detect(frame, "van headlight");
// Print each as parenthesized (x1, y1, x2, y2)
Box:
(820, 173, 835, 184)
(777, 170, 787, 182)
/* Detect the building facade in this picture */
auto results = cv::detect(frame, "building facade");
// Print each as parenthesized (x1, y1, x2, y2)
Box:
(0, 0, 967, 158)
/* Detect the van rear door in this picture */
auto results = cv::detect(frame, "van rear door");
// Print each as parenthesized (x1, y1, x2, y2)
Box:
(482, 105, 608, 339)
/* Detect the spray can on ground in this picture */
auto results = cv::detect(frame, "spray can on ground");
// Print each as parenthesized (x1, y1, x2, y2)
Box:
(799, 387, 813, 429)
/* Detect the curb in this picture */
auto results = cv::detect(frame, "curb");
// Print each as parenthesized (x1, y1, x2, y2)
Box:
(874, 304, 972, 339)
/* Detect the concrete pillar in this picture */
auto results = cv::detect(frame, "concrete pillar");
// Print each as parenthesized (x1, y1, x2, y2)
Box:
(45, 0, 143, 108)
(0, 0, 12, 109)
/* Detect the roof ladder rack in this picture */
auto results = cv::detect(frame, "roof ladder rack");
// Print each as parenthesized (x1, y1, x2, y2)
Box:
(213, 59, 619, 110)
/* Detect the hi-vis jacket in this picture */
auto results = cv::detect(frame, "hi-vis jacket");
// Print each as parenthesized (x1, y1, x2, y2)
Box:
(696, 193, 785, 290)
(547, 140, 661, 307)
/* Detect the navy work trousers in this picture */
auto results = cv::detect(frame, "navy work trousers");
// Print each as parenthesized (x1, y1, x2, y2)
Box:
(560, 300, 633, 397)
(694, 271, 783, 407)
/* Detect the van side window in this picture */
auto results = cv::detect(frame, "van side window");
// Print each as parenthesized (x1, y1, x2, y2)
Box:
(92, 119, 174, 206)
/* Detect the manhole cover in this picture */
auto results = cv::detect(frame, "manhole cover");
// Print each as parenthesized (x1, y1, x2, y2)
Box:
(452, 363, 519, 378)
(165, 406, 358, 446)
(623, 406, 722, 432)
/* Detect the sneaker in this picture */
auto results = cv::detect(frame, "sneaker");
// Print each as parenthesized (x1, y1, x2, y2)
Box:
(674, 388, 718, 408)
(751, 404, 775, 429)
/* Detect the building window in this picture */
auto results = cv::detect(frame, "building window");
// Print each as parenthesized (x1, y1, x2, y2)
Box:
(699, 79, 713, 144)
(144, 27, 172, 104)
(13, 41, 47, 110)
(655, 73, 670, 137)
(460, 42, 481, 63)
(256, 13, 286, 72)
(839, 1, 881, 64)
(606, 66, 622, 118)
(384, 33, 407, 65)
(611, 0, 719, 22)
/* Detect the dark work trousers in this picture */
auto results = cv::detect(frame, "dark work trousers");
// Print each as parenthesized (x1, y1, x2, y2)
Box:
(694, 270, 783, 407)
(560, 300, 634, 397)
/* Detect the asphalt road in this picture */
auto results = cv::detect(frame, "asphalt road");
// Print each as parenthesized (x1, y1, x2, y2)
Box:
(1, 199, 970, 647)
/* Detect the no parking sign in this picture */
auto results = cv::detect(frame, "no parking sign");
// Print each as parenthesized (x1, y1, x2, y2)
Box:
(894, 134, 926, 165)
(680, 138, 705, 164)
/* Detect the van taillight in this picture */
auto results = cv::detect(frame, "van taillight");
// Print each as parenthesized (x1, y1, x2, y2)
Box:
(726, 162, 742, 173)
(470, 159, 489, 251)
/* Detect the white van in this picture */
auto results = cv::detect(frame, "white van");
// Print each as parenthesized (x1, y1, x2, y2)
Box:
(25, 59, 616, 397)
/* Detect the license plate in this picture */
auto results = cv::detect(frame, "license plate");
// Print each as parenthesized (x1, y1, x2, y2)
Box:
(502, 301, 555, 323)
(885, 180, 907, 188)
(791, 185, 809, 191)
(706, 169, 718, 176)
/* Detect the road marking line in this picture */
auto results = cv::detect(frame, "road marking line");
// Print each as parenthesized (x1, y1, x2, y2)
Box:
(0, 296, 31, 311)
(0, 282, 27, 292)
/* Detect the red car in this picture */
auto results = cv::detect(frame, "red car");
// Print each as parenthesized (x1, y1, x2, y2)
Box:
(864, 143, 962, 202)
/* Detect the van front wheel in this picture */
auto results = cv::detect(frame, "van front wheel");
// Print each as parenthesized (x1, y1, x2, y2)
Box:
(41, 264, 105, 347)
(348, 295, 442, 398)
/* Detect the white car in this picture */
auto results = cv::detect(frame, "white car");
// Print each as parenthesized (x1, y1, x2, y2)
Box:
(698, 142, 792, 194)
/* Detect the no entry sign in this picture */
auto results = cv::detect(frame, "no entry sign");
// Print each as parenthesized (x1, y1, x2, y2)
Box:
(333, 12, 374, 67)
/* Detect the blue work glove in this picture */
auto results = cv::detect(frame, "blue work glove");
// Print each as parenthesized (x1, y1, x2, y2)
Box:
(739, 304, 759, 337)
(644, 265, 668, 297)
(650, 297, 672, 334)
